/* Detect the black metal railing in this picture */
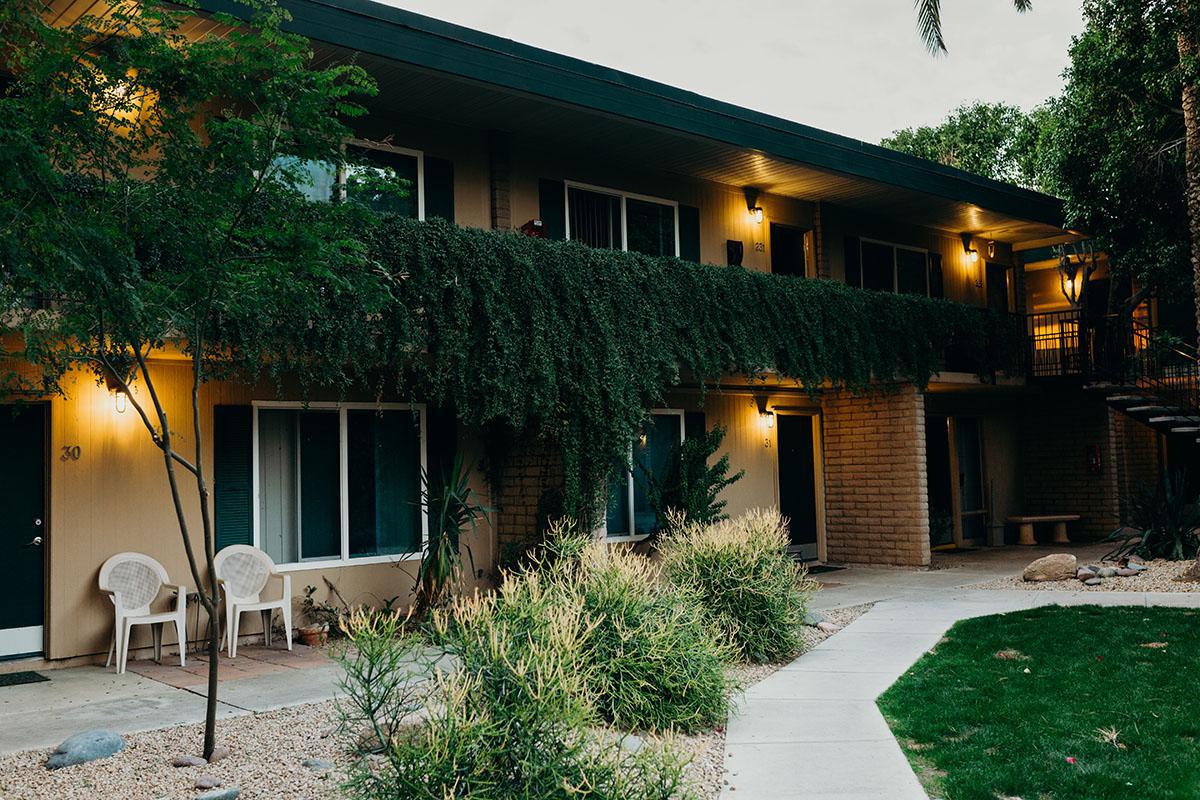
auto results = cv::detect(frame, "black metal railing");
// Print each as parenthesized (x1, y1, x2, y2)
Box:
(1124, 317, 1200, 412)
(1026, 310, 1092, 378)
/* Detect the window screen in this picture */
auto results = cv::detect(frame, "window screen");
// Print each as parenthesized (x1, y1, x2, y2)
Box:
(626, 198, 676, 257)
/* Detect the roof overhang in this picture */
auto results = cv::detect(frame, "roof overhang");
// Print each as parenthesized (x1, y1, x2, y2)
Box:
(192, 0, 1066, 242)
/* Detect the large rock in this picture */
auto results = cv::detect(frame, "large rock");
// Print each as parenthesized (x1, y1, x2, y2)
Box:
(195, 789, 239, 800)
(1022, 554, 1077, 582)
(46, 730, 125, 769)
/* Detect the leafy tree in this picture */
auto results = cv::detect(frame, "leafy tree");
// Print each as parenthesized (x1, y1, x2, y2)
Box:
(0, 0, 378, 757)
(882, 101, 1059, 192)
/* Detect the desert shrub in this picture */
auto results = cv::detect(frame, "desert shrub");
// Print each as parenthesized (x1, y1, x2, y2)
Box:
(659, 508, 814, 663)
(1114, 472, 1200, 561)
(565, 538, 735, 733)
(337, 579, 697, 800)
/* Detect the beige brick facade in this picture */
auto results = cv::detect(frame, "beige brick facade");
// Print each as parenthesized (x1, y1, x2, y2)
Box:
(493, 440, 564, 559)
(821, 385, 931, 567)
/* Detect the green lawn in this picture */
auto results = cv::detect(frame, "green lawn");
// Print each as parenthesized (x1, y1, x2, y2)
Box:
(878, 605, 1200, 800)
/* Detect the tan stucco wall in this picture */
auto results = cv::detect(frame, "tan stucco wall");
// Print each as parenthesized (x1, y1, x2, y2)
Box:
(37, 362, 495, 661)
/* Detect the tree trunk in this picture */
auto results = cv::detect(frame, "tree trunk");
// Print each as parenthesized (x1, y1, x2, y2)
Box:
(1180, 4, 1200, 580)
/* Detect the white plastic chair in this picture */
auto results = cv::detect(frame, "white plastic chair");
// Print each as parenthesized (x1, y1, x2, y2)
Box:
(214, 545, 292, 657)
(98, 552, 188, 675)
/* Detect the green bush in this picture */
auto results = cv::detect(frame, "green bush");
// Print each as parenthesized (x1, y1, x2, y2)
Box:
(565, 536, 735, 733)
(337, 580, 697, 800)
(659, 509, 815, 663)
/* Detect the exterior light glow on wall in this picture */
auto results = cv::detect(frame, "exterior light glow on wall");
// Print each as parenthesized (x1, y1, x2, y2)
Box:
(743, 187, 763, 224)
(114, 391, 127, 414)
(750, 206, 764, 224)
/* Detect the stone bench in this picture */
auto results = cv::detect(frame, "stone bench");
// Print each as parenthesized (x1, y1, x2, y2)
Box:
(1006, 514, 1081, 546)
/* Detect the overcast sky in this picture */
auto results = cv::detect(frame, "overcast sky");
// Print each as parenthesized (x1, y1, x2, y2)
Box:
(376, 0, 1085, 144)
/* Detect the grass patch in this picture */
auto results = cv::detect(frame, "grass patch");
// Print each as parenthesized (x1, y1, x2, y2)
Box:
(878, 605, 1200, 800)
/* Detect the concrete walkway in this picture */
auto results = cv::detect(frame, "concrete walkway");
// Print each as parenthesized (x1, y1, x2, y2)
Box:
(721, 552, 1200, 799)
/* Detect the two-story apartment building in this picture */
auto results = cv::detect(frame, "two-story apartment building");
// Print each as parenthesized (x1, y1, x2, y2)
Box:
(2, 0, 1168, 663)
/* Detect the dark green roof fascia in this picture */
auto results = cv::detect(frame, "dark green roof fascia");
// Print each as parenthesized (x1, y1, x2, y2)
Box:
(198, 0, 1065, 229)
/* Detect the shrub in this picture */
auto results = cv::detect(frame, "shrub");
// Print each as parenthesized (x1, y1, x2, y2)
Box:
(643, 424, 745, 533)
(566, 539, 735, 733)
(1112, 472, 1200, 561)
(337, 579, 697, 800)
(659, 508, 815, 663)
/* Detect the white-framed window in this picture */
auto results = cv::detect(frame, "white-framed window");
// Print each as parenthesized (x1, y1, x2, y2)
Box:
(565, 181, 680, 258)
(605, 409, 685, 542)
(251, 401, 428, 571)
(856, 238, 931, 295)
(273, 139, 425, 220)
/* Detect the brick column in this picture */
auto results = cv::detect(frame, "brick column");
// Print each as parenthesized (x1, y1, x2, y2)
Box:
(494, 441, 564, 557)
(822, 385, 930, 567)
(487, 130, 511, 231)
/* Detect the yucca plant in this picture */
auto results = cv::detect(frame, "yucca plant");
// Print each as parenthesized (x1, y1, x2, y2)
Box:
(1110, 471, 1200, 562)
(412, 452, 491, 616)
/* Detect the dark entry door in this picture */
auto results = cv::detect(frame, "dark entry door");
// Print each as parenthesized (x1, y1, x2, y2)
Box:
(0, 406, 45, 656)
(925, 415, 955, 547)
(777, 414, 819, 559)
(770, 223, 807, 278)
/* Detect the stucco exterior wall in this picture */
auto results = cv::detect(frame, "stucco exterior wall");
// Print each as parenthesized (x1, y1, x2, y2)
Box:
(36, 362, 496, 661)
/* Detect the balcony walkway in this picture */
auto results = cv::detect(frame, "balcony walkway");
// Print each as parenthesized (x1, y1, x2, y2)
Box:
(721, 549, 1200, 800)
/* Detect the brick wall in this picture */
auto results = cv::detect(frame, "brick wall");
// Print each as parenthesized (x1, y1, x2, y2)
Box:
(822, 385, 931, 567)
(1113, 411, 1161, 522)
(493, 440, 564, 557)
(1020, 391, 1120, 539)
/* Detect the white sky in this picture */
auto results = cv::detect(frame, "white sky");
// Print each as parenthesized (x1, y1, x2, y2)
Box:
(375, 0, 1084, 144)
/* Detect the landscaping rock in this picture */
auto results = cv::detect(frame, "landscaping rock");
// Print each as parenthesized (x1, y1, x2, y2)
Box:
(195, 789, 239, 800)
(1077, 567, 1097, 580)
(173, 755, 207, 768)
(801, 610, 825, 627)
(1084, 577, 1103, 586)
(619, 734, 645, 753)
(302, 758, 334, 771)
(815, 621, 841, 634)
(1097, 567, 1118, 578)
(1128, 554, 1147, 565)
(195, 775, 223, 790)
(1116, 568, 1140, 577)
(46, 730, 125, 769)
(208, 746, 231, 763)
(1023, 554, 1077, 582)
(1126, 561, 1148, 572)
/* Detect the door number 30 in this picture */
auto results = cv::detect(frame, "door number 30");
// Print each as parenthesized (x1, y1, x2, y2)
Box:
(60, 445, 81, 461)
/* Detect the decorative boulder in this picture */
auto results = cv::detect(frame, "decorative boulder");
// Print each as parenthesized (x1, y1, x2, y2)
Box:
(195, 789, 240, 800)
(1116, 567, 1140, 577)
(1023, 554, 1077, 582)
(46, 729, 125, 769)
(1077, 567, 1097, 581)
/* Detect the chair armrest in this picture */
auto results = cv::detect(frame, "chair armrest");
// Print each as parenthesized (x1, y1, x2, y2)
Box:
(269, 572, 292, 602)
(173, 585, 189, 612)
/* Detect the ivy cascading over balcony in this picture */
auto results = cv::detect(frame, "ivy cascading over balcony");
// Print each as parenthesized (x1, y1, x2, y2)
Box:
(363, 218, 1023, 515)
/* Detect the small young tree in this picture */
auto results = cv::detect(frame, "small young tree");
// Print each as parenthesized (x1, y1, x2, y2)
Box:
(0, 0, 381, 757)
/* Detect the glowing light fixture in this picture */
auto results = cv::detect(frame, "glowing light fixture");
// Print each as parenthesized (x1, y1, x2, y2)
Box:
(750, 206, 764, 224)
(115, 392, 127, 414)
(960, 232, 979, 263)
(743, 187, 763, 224)
(754, 394, 775, 430)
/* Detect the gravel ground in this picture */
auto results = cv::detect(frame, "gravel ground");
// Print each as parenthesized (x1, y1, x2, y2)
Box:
(0, 702, 344, 800)
(0, 604, 874, 800)
(970, 558, 1200, 593)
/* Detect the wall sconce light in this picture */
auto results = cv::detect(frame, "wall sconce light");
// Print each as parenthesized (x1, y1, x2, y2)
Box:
(114, 391, 127, 414)
(754, 395, 775, 429)
(986, 240, 996, 259)
(960, 232, 979, 263)
(102, 365, 129, 414)
(743, 187, 763, 224)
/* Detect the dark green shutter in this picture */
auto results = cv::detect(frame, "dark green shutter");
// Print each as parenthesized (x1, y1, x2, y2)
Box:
(684, 410, 706, 440)
(844, 236, 861, 288)
(214, 405, 253, 550)
(424, 156, 455, 222)
(678, 205, 701, 263)
(538, 179, 566, 240)
(928, 252, 945, 299)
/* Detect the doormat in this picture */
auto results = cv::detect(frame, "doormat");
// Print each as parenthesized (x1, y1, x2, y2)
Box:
(0, 671, 49, 688)
(804, 564, 846, 575)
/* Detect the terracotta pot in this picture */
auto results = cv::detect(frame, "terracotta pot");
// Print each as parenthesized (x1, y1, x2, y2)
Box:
(298, 626, 328, 647)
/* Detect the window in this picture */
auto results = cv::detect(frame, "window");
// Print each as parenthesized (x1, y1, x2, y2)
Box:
(269, 140, 425, 219)
(605, 410, 685, 541)
(566, 182, 679, 257)
(854, 238, 932, 295)
(253, 403, 426, 568)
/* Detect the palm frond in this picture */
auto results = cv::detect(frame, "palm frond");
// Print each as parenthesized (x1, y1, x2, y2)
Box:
(1013, 0, 1033, 11)
(914, 0, 946, 54)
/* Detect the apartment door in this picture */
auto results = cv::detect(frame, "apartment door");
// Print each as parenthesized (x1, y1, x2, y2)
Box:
(954, 417, 987, 543)
(777, 413, 821, 560)
(925, 415, 955, 547)
(0, 405, 46, 657)
(770, 223, 807, 278)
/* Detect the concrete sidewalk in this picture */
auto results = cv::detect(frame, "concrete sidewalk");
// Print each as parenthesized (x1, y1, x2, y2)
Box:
(721, 585, 1200, 799)
(0, 644, 343, 755)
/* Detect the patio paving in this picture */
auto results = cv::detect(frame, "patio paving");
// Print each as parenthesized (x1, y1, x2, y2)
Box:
(722, 554, 1200, 800)
(0, 643, 341, 755)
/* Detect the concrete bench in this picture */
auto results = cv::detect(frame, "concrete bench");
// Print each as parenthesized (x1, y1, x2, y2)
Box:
(1006, 514, 1081, 546)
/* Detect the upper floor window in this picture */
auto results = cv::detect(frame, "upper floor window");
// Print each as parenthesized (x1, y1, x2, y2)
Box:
(847, 237, 943, 298)
(566, 182, 678, 258)
(272, 140, 425, 219)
